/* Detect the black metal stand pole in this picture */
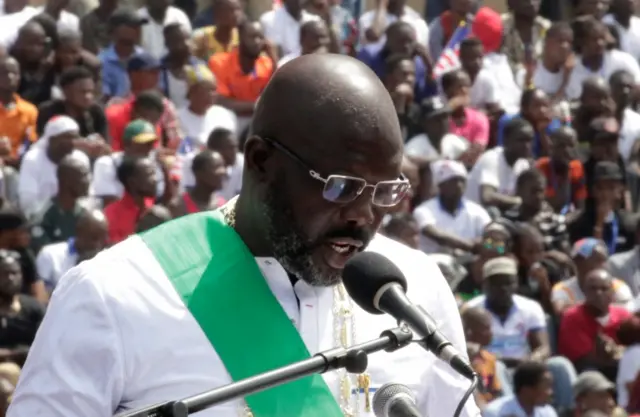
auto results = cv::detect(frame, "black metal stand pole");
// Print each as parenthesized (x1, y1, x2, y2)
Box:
(118, 327, 413, 417)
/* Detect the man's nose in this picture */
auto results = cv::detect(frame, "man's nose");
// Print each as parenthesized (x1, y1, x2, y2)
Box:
(340, 192, 376, 226)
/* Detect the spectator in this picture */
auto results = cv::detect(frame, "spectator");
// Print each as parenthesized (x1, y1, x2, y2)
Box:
(0, 210, 46, 304)
(576, 0, 611, 19)
(180, 127, 243, 201)
(104, 155, 157, 244)
(304, 0, 356, 55)
(427, 0, 477, 60)
(208, 20, 276, 132)
(441, 69, 490, 150)
(483, 361, 557, 417)
(176, 65, 237, 148)
(99, 8, 147, 101)
(603, 0, 640, 62)
(570, 161, 639, 254)
(40, 0, 80, 33)
(381, 212, 420, 249)
(357, 21, 432, 103)
(358, 0, 428, 50)
(573, 79, 615, 151)
(0, 55, 37, 161)
(558, 268, 631, 378)
(28, 155, 91, 254)
(404, 96, 470, 163)
(137, 0, 191, 59)
(0, 138, 20, 209)
(93, 119, 168, 206)
(160, 23, 206, 109)
(35, 209, 108, 293)
(413, 160, 490, 254)
(609, 70, 640, 165)
(383, 54, 421, 141)
(260, 0, 320, 57)
(169, 150, 227, 217)
(52, 29, 101, 97)
(459, 37, 501, 113)
(569, 371, 618, 417)
(462, 307, 503, 406)
(192, 0, 243, 61)
(10, 20, 56, 107)
(106, 89, 164, 152)
(497, 88, 563, 159)
(80, 0, 119, 54)
(17, 116, 90, 219)
(616, 315, 640, 412)
(0, 249, 44, 364)
(278, 19, 331, 67)
(607, 220, 640, 296)
(535, 126, 587, 220)
(533, 22, 574, 101)
(465, 118, 532, 210)
(135, 204, 172, 232)
(566, 17, 640, 101)
(552, 239, 633, 316)
(502, 168, 570, 252)
(36, 66, 109, 144)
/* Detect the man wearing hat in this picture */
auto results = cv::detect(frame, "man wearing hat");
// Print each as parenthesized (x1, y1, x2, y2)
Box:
(93, 119, 169, 207)
(413, 159, 490, 254)
(569, 160, 640, 255)
(567, 371, 618, 417)
(405, 96, 470, 162)
(99, 8, 148, 100)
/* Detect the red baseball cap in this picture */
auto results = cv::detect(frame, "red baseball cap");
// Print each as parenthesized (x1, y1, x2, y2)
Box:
(472, 7, 503, 54)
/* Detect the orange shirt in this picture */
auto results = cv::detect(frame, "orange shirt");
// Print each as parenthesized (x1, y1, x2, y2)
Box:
(208, 48, 274, 102)
(535, 157, 588, 205)
(0, 95, 38, 157)
(470, 349, 501, 403)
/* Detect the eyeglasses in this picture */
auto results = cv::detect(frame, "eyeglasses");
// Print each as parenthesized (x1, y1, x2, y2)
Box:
(483, 238, 506, 255)
(262, 137, 410, 207)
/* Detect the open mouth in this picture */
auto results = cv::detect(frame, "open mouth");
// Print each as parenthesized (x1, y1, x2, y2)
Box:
(322, 238, 364, 269)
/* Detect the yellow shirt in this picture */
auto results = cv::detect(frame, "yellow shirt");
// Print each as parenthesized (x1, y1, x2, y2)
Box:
(192, 26, 239, 61)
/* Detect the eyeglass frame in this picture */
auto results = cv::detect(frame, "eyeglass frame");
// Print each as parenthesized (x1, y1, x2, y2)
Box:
(260, 136, 410, 207)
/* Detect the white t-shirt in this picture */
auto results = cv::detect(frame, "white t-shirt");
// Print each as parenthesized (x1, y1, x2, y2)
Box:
(465, 294, 547, 360)
(617, 345, 640, 408)
(413, 197, 490, 253)
(404, 133, 469, 161)
(358, 7, 429, 50)
(180, 153, 244, 201)
(469, 69, 500, 109)
(177, 105, 238, 148)
(18, 148, 90, 219)
(138, 6, 192, 59)
(166, 72, 189, 110)
(464, 147, 531, 204)
(483, 53, 523, 114)
(566, 50, 640, 100)
(532, 62, 566, 97)
(618, 107, 640, 162)
(551, 276, 633, 307)
(91, 152, 165, 199)
(603, 15, 640, 62)
(260, 7, 320, 57)
(36, 241, 78, 293)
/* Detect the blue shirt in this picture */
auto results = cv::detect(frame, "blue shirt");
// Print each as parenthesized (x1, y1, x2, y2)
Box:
(483, 396, 558, 417)
(356, 46, 437, 103)
(99, 45, 145, 99)
(496, 114, 566, 158)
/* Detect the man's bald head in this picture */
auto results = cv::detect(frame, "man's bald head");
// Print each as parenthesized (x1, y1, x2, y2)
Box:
(241, 54, 405, 287)
(582, 76, 610, 96)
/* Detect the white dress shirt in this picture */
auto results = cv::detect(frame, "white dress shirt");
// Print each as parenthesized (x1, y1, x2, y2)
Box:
(18, 148, 90, 219)
(260, 7, 320, 57)
(464, 147, 530, 204)
(566, 50, 640, 100)
(36, 240, 78, 293)
(177, 105, 238, 147)
(8, 233, 479, 417)
(137, 6, 192, 59)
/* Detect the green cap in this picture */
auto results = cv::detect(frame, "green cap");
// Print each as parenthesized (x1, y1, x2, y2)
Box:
(123, 119, 158, 144)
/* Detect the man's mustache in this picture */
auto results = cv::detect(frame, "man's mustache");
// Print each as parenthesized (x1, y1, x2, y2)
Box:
(323, 226, 374, 246)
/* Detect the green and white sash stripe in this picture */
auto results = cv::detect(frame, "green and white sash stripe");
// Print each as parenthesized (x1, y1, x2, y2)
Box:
(140, 210, 343, 417)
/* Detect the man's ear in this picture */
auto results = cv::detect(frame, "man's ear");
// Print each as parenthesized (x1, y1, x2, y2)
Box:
(243, 135, 273, 183)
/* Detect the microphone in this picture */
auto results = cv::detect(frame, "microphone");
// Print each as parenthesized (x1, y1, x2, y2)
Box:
(373, 383, 422, 417)
(342, 252, 476, 381)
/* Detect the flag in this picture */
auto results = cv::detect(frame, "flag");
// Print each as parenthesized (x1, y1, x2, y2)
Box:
(432, 22, 472, 79)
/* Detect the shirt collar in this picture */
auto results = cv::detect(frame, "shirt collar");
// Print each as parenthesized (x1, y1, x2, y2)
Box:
(437, 196, 464, 214)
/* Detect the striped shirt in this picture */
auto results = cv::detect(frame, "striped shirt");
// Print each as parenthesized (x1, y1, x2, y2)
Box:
(502, 201, 569, 251)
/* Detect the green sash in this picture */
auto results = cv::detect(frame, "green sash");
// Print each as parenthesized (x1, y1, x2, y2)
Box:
(140, 210, 344, 417)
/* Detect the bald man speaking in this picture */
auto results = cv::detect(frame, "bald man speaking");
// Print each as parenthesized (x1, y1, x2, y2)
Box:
(8, 55, 478, 417)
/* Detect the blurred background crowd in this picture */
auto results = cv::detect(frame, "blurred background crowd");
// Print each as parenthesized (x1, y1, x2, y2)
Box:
(1, 0, 640, 414)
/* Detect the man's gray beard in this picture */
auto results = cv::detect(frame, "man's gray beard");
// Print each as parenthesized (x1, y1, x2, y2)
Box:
(261, 180, 342, 287)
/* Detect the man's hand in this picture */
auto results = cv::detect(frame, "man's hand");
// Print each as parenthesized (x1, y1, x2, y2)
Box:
(391, 83, 414, 112)
(529, 262, 551, 293)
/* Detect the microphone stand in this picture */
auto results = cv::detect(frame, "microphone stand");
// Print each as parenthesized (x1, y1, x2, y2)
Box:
(118, 327, 413, 417)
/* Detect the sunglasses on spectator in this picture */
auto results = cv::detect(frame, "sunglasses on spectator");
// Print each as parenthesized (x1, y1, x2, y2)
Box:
(483, 238, 506, 255)
(261, 137, 410, 207)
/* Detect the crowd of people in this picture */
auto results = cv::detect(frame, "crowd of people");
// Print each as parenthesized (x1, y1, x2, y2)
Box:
(0, 0, 639, 414)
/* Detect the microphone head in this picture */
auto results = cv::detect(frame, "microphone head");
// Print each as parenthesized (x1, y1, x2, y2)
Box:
(373, 383, 416, 417)
(342, 252, 408, 315)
